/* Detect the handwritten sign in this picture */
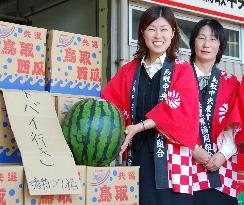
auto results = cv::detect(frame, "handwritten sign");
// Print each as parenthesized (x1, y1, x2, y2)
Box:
(24, 166, 86, 205)
(2, 90, 82, 195)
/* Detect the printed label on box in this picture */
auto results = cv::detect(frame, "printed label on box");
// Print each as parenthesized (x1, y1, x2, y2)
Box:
(46, 30, 102, 96)
(0, 166, 24, 205)
(0, 21, 46, 91)
(86, 166, 139, 205)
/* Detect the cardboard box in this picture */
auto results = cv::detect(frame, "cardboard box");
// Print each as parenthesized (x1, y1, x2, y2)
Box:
(24, 166, 86, 205)
(0, 21, 46, 91)
(0, 165, 24, 205)
(56, 95, 83, 123)
(0, 93, 22, 163)
(45, 30, 102, 97)
(86, 166, 139, 205)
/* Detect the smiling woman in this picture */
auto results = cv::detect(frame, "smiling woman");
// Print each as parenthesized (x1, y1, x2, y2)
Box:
(142, 17, 174, 63)
(189, 19, 240, 205)
(101, 5, 200, 205)
(194, 25, 220, 71)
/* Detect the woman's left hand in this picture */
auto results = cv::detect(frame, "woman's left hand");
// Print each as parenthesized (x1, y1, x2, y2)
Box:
(120, 123, 144, 154)
(205, 152, 226, 172)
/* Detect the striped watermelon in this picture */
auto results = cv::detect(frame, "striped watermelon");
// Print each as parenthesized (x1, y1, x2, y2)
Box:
(61, 98, 125, 166)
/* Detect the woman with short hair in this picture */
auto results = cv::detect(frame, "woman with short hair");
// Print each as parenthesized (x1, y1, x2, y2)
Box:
(235, 76, 244, 171)
(189, 19, 240, 205)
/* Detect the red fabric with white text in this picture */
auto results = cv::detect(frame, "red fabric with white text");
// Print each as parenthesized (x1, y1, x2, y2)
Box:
(192, 71, 241, 197)
(101, 59, 199, 194)
(236, 75, 244, 171)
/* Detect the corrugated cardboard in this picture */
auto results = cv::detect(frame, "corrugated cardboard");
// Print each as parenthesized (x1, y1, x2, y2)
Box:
(24, 166, 86, 205)
(0, 92, 22, 163)
(0, 165, 24, 205)
(2, 90, 82, 195)
(86, 166, 139, 205)
(56, 96, 83, 123)
(45, 30, 102, 97)
(0, 21, 46, 91)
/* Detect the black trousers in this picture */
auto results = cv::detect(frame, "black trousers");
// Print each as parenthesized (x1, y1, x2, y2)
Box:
(132, 139, 193, 205)
(193, 189, 238, 205)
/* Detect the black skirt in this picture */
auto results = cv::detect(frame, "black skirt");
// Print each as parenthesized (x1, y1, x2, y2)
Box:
(132, 138, 193, 205)
(193, 189, 238, 205)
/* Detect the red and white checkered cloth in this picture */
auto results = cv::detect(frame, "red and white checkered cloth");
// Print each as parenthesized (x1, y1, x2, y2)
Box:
(167, 143, 193, 194)
(165, 142, 237, 197)
(192, 143, 237, 197)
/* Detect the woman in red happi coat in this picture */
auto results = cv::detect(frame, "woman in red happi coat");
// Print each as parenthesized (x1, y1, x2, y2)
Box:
(101, 5, 199, 205)
(236, 75, 244, 170)
(189, 19, 241, 205)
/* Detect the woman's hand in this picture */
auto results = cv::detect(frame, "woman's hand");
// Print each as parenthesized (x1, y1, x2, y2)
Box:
(120, 123, 144, 154)
(205, 152, 226, 172)
(192, 146, 211, 165)
(120, 119, 156, 154)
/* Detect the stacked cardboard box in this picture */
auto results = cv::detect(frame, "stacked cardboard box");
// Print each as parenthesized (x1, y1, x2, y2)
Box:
(0, 166, 24, 205)
(45, 30, 102, 97)
(0, 93, 22, 163)
(0, 21, 140, 205)
(0, 165, 139, 205)
(55, 95, 84, 123)
(0, 21, 46, 91)
(86, 166, 139, 205)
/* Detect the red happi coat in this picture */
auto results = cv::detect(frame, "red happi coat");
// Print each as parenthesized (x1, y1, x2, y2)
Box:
(192, 71, 241, 197)
(236, 75, 244, 171)
(101, 58, 199, 194)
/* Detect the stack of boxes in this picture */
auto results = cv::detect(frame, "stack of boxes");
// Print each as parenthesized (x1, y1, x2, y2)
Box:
(0, 21, 139, 205)
(0, 21, 47, 166)
(45, 30, 102, 97)
(0, 21, 47, 205)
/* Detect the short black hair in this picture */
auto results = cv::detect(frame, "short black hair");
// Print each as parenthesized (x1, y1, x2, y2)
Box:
(189, 19, 227, 64)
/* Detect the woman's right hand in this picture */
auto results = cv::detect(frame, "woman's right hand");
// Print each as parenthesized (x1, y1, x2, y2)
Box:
(120, 123, 144, 154)
(192, 146, 211, 165)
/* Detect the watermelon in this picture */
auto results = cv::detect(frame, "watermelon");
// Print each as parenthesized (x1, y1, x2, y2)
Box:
(61, 98, 125, 166)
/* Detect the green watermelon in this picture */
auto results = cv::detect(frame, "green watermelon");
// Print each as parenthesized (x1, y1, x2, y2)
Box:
(61, 98, 125, 166)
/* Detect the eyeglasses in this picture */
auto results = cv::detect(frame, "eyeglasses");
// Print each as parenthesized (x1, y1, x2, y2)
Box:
(196, 36, 218, 42)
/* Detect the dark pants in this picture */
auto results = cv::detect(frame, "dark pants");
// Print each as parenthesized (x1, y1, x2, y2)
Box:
(193, 189, 238, 205)
(132, 139, 193, 205)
